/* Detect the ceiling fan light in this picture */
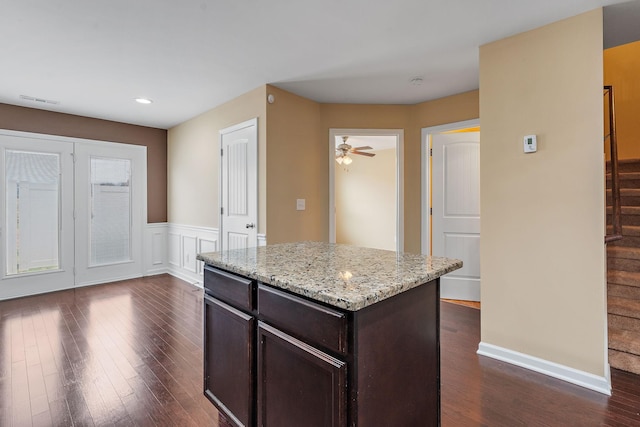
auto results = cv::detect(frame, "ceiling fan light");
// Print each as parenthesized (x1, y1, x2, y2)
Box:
(336, 156, 344, 165)
(342, 156, 353, 165)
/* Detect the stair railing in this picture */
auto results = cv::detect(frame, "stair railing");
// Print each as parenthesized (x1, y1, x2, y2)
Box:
(605, 85, 623, 243)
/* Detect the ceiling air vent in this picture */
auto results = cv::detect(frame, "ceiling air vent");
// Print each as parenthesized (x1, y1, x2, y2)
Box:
(19, 95, 60, 105)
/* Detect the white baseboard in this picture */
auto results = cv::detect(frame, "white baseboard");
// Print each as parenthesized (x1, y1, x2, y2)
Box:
(477, 342, 612, 395)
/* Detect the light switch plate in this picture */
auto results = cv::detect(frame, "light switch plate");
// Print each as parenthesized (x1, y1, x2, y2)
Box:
(296, 199, 306, 211)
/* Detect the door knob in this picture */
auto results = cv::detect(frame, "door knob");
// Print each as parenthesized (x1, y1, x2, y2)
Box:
(246, 223, 255, 229)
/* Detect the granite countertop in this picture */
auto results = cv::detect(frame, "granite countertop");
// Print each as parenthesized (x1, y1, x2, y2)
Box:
(197, 241, 462, 311)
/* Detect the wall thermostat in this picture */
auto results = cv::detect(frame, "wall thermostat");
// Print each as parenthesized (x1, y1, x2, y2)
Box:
(524, 135, 537, 153)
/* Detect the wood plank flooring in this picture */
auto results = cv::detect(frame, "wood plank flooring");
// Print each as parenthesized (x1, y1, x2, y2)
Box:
(0, 274, 639, 426)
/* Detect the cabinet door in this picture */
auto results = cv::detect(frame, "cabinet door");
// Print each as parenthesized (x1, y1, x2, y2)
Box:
(257, 321, 346, 427)
(204, 295, 254, 427)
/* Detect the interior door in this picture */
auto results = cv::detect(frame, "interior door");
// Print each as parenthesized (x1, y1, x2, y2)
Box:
(220, 118, 258, 251)
(432, 131, 481, 301)
(74, 141, 146, 286)
(0, 132, 75, 299)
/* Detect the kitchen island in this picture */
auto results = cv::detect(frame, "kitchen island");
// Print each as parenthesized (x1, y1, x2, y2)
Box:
(198, 242, 462, 427)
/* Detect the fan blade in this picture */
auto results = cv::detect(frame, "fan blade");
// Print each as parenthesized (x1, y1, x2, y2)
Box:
(351, 146, 373, 151)
(352, 151, 376, 157)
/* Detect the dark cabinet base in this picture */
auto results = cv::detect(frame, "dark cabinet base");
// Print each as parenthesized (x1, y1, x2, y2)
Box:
(258, 322, 347, 427)
(204, 295, 254, 427)
(204, 265, 440, 427)
(352, 281, 440, 426)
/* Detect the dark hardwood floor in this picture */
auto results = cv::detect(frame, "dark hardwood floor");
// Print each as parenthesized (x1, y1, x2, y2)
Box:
(0, 275, 639, 426)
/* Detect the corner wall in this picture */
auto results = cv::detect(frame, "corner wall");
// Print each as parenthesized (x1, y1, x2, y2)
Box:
(604, 40, 640, 160)
(265, 86, 323, 243)
(167, 86, 267, 231)
(479, 9, 607, 382)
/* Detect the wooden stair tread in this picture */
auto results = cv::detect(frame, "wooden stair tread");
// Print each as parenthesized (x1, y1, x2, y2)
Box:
(609, 349, 640, 376)
(608, 246, 640, 260)
(609, 328, 640, 354)
(608, 270, 640, 287)
(606, 188, 640, 196)
(609, 313, 640, 334)
(607, 225, 640, 237)
(607, 160, 640, 376)
(607, 172, 640, 180)
(609, 283, 640, 300)
(606, 206, 640, 215)
(608, 296, 640, 318)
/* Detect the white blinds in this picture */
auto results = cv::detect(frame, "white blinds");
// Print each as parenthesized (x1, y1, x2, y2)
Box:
(90, 157, 132, 266)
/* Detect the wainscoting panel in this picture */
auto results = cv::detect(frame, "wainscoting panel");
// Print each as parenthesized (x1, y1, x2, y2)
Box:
(149, 224, 267, 286)
(167, 224, 220, 286)
(197, 238, 218, 275)
(145, 223, 168, 276)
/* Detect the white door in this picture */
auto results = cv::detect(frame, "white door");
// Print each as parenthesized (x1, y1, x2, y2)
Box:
(0, 132, 75, 299)
(220, 118, 258, 251)
(432, 131, 481, 301)
(74, 141, 146, 286)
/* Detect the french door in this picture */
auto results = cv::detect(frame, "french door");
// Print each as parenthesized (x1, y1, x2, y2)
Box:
(74, 141, 146, 286)
(0, 133, 74, 299)
(0, 130, 146, 300)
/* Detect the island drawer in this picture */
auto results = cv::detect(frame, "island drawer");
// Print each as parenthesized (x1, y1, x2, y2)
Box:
(258, 284, 347, 355)
(204, 266, 254, 311)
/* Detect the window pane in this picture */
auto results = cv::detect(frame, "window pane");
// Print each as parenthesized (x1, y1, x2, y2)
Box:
(90, 157, 131, 265)
(5, 150, 60, 275)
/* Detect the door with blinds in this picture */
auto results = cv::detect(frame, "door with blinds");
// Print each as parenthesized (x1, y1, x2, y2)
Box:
(0, 132, 75, 299)
(74, 141, 146, 286)
(0, 130, 146, 300)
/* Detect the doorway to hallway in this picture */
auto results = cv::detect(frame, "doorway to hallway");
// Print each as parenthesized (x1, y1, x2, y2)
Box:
(329, 128, 404, 251)
(422, 119, 480, 301)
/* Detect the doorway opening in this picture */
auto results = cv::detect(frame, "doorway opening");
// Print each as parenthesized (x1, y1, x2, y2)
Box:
(422, 119, 480, 302)
(329, 129, 404, 252)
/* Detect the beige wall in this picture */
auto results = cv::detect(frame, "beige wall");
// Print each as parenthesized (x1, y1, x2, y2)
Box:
(480, 10, 606, 375)
(167, 85, 478, 250)
(318, 92, 479, 253)
(167, 86, 267, 231)
(264, 86, 324, 243)
(318, 103, 412, 248)
(0, 103, 167, 223)
(336, 148, 396, 250)
(604, 40, 640, 160)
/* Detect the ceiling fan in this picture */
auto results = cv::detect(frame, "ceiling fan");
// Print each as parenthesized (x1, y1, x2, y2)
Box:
(336, 136, 375, 165)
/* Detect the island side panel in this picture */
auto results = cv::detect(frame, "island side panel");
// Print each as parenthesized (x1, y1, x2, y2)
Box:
(353, 279, 440, 426)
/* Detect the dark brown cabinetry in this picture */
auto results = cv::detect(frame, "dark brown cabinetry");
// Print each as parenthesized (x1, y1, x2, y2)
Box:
(257, 322, 346, 427)
(204, 294, 254, 427)
(203, 264, 441, 427)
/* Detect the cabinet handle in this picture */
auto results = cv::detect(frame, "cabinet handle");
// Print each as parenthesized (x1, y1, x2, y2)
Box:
(246, 223, 255, 229)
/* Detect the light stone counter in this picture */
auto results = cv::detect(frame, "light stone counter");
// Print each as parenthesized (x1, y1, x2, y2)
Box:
(197, 241, 462, 311)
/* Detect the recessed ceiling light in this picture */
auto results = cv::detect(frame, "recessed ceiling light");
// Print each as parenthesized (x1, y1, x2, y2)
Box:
(135, 98, 153, 104)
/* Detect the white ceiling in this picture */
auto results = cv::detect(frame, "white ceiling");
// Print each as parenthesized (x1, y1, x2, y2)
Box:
(0, 0, 630, 129)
